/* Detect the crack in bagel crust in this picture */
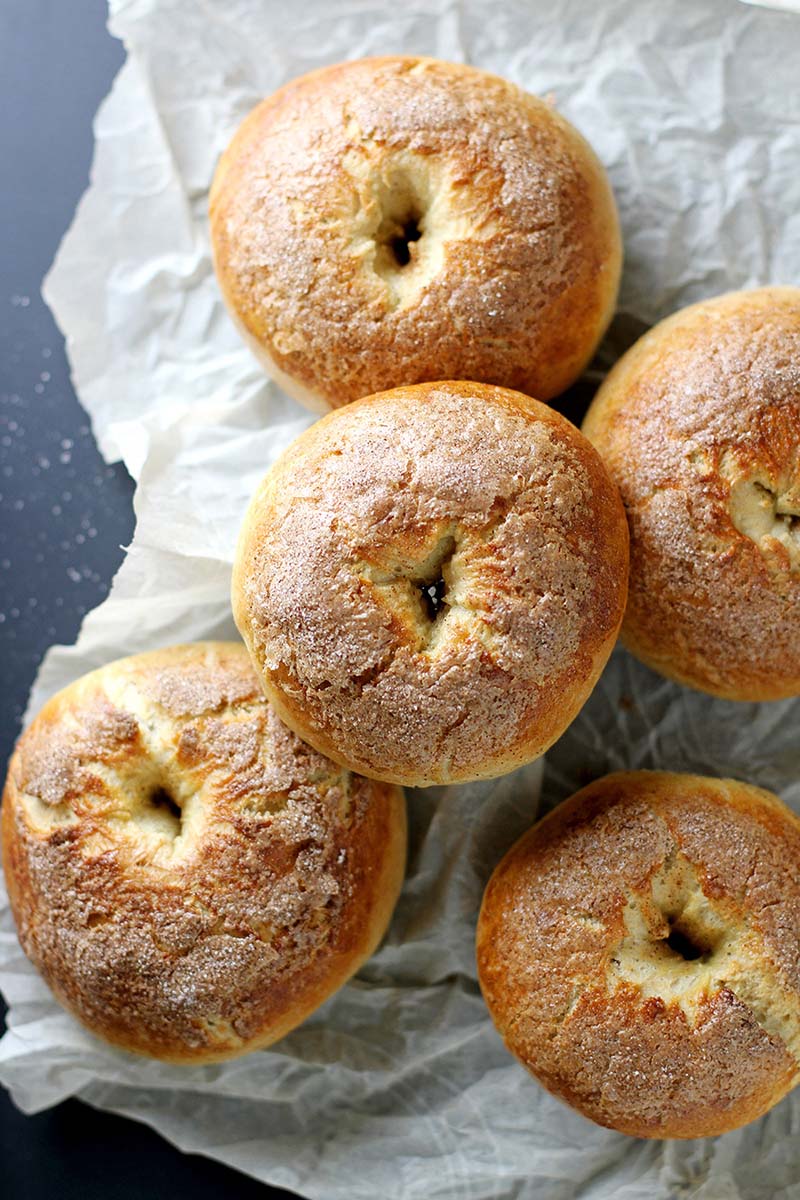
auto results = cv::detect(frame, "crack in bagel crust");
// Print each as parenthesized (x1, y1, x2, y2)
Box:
(342, 144, 488, 313)
(231, 381, 629, 787)
(721, 448, 800, 571)
(582, 286, 800, 700)
(356, 528, 459, 648)
(209, 56, 621, 409)
(1, 643, 406, 1063)
(607, 855, 800, 1061)
(476, 771, 800, 1139)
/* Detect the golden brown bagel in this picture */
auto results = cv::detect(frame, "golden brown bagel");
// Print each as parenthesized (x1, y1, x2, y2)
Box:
(1, 642, 406, 1063)
(583, 287, 800, 700)
(232, 381, 629, 787)
(210, 55, 621, 412)
(477, 770, 800, 1139)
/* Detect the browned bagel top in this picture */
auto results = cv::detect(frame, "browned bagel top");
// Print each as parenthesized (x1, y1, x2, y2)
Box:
(233, 381, 629, 785)
(583, 287, 800, 699)
(211, 55, 621, 407)
(477, 770, 800, 1138)
(2, 642, 405, 1061)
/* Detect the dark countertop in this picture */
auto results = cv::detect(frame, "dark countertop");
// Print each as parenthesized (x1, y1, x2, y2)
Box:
(0, 2, 293, 1195)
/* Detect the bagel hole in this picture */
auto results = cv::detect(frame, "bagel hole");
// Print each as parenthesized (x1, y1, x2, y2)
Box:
(148, 784, 182, 839)
(419, 575, 447, 621)
(722, 456, 800, 561)
(413, 533, 456, 627)
(373, 174, 427, 281)
(662, 913, 722, 964)
(388, 215, 422, 267)
(664, 927, 705, 962)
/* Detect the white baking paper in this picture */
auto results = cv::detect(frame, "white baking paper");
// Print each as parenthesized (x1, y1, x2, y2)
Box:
(2, 0, 800, 1195)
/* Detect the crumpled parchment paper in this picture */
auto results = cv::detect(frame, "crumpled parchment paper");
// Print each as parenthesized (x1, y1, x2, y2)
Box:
(2, 1, 800, 1196)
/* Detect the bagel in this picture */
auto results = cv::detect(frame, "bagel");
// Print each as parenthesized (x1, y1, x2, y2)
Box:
(1, 642, 406, 1062)
(210, 55, 621, 411)
(583, 287, 800, 700)
(232, 381, 629, 786)
(477, 770, 800, 1138)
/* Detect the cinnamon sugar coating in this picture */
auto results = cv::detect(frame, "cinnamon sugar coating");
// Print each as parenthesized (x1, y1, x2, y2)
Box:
(1, 643, 406, 1063)
(477, 771, 800, 1139)
(232, 382, 629, 786)
(583, 287, 800, 699)
(210, 55, 621, 411)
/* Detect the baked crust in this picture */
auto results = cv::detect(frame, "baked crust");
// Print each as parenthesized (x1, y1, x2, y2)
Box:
(1, 642, 406, 1063)
(583, 286, 800, 700)
(232, 381, 629, 787)
(210, 55, 621, 410)
(476, 770, 800, 1138)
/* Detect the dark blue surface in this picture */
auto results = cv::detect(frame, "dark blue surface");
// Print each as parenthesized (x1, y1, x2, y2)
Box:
(0, 2, 295, 1196)
(0, 0, 135, 772)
